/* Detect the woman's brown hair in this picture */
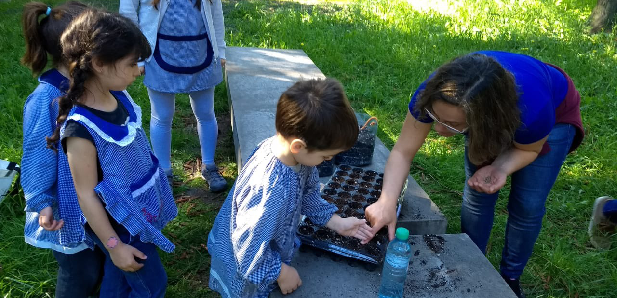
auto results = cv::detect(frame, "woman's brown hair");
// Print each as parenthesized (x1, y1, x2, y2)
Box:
(21, 1, 89, 76)
(414, 53, 521, 165)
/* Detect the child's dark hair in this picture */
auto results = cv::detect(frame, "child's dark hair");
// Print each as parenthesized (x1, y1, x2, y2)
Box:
(414, 53, 520, 165)
(46, 9, 151, 151)
(275, 78, 359, 151)
(21, 1, 89, 76)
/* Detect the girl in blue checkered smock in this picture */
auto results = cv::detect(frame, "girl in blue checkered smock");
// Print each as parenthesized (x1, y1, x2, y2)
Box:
(20, 2, 105, 297)
(207, 79, 375, 297)
(46, 10, 177, 297)
(120, 0, 228, 193)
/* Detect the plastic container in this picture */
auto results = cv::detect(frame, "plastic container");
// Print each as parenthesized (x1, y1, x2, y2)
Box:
(378, 227, 412, 298)
(334, 113, 377, 166)
(297, 165, 405, 264)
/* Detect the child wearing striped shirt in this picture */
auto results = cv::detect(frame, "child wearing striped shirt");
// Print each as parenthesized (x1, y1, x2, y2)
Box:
(208, 78, 373, 297)
(47, 9, 177, 297)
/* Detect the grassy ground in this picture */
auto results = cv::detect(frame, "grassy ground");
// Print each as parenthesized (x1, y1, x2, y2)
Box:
(1, 0, 616, 297)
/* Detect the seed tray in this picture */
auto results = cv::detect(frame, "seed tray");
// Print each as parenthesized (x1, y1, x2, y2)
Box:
(297, 165, 405, 264)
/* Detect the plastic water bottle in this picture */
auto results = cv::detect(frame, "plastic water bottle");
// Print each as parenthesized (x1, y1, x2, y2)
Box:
(378, 227, 412, 298)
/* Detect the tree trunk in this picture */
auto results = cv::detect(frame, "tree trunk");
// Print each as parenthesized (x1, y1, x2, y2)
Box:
(589, 0, 617, 33)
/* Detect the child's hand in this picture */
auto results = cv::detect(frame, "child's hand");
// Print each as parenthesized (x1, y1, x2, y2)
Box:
(139, 66, 145, 75)
(39, 206, 64, 231)
(277, 263, 302, 295)
(109, 243, 147, 272)
(328, 215, 374, 243)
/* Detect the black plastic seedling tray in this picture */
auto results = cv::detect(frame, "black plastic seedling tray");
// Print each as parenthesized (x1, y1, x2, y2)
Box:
(297, 165, 403, 264)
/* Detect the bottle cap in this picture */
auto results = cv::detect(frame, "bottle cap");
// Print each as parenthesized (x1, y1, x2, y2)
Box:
(395, 227, 409, 241)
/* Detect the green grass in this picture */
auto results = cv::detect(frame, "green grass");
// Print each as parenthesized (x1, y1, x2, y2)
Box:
(1, 0, 616, 297)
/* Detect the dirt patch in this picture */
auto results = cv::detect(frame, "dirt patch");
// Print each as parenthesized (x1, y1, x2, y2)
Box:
(176, 112, 233, 209)
(428, 269, 447, 288)
(215, 113, 233, 148)
(181, 111, 234, 172)
(423, 234, 445, 254)
(183, 159, 203, 176)
(186, 188, 226, 208)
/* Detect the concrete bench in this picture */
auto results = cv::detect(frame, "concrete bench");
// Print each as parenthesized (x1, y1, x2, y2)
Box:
(270, 233, 517, 298)
(225, 47, 516, 298)
(224, 46, 446, 235)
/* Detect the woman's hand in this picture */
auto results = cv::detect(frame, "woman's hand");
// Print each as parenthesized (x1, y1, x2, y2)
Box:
(365, 199, 398, 242)
(327, 216, 373, 242)
(109, 242, 147, 272)
(364, 112, 431, 242)
(468, 164, 507, 194)
(468, 137, 547, 194)
(468, 136, 548, 195)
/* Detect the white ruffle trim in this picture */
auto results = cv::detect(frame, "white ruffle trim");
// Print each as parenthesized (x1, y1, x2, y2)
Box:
(66, 114, 138, 146)
(123, 90, 142, 128)
(131, 170, 159, 198)
(65, 90, 143, 147)
(25, 236, 90, 254)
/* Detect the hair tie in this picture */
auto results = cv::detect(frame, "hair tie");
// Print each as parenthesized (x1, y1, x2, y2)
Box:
(45, 7, 52, 16)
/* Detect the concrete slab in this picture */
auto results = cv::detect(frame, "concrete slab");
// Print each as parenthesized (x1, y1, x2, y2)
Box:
(225, 47, 446, 235)
(270, 234, 517, 298)
(225, 47, 325, 169)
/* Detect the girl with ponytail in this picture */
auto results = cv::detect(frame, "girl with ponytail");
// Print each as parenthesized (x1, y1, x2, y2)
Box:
(52, 9, 177, 296)
(20, 2, 105, 297)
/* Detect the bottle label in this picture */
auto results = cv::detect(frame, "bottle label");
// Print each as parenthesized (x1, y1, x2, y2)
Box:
(385, 254, 409, 270)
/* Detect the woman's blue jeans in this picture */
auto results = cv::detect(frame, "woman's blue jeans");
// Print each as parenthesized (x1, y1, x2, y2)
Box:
(461, 123, 575, 279)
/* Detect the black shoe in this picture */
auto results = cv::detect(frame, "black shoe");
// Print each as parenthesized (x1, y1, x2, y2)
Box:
(201, 164, 228, 192)
(502, 275, 526, 298)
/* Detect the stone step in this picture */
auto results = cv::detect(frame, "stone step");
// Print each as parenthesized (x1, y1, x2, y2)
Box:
(270, 233, 518, 298)
(225, 46, 447, 235)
